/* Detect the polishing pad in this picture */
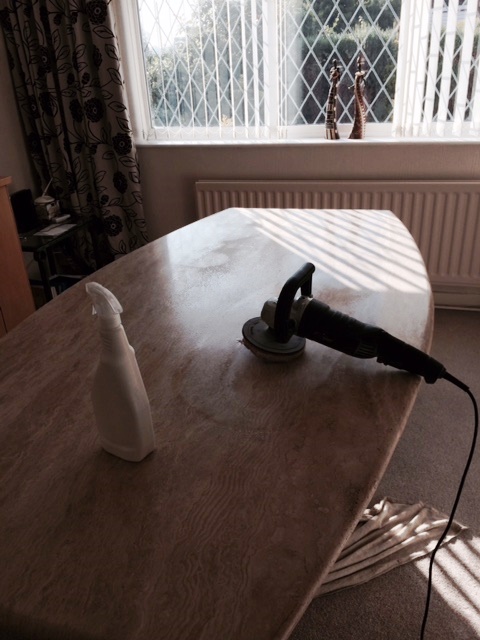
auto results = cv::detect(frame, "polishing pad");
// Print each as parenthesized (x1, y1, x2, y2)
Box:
(241, 317, 306, 361)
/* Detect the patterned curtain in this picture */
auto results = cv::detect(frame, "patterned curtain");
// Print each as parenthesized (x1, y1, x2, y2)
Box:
(0, 0, 148, 259)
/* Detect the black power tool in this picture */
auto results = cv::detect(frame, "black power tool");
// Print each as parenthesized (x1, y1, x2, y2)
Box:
(242, 262, 447, 383)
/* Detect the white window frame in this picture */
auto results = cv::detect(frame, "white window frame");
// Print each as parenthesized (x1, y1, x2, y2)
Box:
(113, 0, 152, 140)
(113, 0, 480, 144)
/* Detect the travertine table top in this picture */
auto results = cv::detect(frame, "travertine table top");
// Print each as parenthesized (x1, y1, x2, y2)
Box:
(0, 208, 432, 640)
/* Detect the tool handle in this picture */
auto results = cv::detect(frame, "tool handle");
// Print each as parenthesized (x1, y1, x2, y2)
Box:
(297, 298, 446, 383)
(274, 262, 315, 342)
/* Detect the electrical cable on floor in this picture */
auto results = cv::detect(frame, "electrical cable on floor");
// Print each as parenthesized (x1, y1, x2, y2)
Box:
(420, 377, 478, 640)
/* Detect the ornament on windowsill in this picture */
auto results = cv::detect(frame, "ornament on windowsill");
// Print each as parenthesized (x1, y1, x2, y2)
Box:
(325, 59, 341, 140)
(349, 56, 367, 139)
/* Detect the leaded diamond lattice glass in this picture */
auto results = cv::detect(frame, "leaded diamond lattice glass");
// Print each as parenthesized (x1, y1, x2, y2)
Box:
(136, 1, 480, 139)
(137, 0, 401, 137)
(278, 0, 401, 126)
(138, 0, 267, 136)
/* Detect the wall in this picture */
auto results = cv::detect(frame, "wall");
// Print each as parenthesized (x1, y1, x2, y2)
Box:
(137, 141, 480, 241)
(0, 33, 37, 193)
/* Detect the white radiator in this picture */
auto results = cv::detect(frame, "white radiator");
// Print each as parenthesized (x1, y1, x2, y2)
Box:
(195, 179, 480, 306)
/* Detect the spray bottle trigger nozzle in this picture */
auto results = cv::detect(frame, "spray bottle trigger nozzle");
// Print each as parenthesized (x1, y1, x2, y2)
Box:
(86, 282, 123, 318)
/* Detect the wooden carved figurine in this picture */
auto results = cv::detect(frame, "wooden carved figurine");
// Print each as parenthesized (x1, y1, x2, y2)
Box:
(325, 59, 341, 140)
(349, 56, 367, 139)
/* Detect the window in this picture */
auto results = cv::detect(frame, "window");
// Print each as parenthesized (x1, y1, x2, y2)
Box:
(394, 0, 480, 137)
(122, 0, 480, 140)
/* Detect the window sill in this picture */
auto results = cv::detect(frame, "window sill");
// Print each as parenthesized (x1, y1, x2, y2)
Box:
(136, 136, 480, 148)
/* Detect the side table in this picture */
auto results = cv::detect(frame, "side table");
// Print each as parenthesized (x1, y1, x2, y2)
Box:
(19, 217, 102, 302)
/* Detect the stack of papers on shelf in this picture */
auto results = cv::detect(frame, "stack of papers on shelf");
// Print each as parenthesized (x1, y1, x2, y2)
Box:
(34, 224, 76, 237)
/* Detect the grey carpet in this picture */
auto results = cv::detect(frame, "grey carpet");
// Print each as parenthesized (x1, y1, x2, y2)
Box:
(291, 308, 480, 640)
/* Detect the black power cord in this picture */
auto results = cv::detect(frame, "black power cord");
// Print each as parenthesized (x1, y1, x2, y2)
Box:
(420, 374, 479, 639)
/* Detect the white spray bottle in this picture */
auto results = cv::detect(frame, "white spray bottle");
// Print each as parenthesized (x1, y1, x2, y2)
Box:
(86, 282, 155, 462)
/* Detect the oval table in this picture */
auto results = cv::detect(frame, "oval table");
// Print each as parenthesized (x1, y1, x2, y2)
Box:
(0, 208, 433, 640)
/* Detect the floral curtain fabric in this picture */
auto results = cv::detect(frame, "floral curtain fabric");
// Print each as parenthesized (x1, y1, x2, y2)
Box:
(0, 0, 148, 258)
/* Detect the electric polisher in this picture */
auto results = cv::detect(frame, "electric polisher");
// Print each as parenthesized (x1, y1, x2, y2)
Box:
(242, 262, 448, 384)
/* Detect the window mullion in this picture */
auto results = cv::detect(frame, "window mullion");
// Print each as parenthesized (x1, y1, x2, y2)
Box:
(470, 57, 480, 135)
(197, 4, 209, 136)
(411, 0, 431, 136)
(263, 0, 279, 136)
(211, 1, 223, 137)
(226, 1, 236, 136)
(250, 0, 260, 137)
(452, 0, 478, 135)
(422, 0, 444, 136)
(437, 0, 459, 136)
(184, 16, 196, 132)
(155, 3, 171, 138)
(240, 0, 250, 133)
(393, 0, 413, 136)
